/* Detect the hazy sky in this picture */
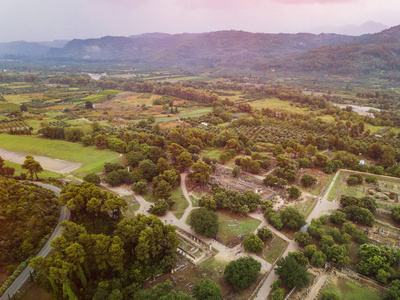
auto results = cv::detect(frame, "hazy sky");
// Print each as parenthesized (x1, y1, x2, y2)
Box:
(1, 0, 399, 42)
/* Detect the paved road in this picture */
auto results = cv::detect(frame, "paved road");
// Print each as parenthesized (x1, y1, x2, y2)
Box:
(0, 184, 70, 300)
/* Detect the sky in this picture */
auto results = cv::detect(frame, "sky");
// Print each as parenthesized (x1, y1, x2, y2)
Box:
(0, 0, 399, 42)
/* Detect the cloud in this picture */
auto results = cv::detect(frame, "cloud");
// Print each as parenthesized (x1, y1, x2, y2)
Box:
(279, 0, 360, 3)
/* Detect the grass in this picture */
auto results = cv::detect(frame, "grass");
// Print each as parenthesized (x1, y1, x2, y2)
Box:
(250, 97, 311, 114)
(200, 148, 225, 160)
(0, 135, 122, 175)
(170, 187, 189, 219)
(292, 196, 318, 219)
(81, 89, 122, 103)
(189, 194, 200, 207)
(163, 76, 215, 82)
(261, 236, 288, 264)
(200, 257, 229, 273)
(143, 187, 188, 219)
(320, 278, 383, 300)
(216, 211, 261, 245)
(3, 160, 63, 179)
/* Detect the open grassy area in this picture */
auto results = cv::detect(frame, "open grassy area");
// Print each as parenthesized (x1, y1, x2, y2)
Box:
(170, 187, 189, 219)
(320, 278, 383, 300)
(260, 235, 288, 264)
(250, 97, 311, 114)
(216, 211, 261, 245)
(81, 89, 122, 103)
(200, 148, 226, 160)
(0, 135, 122, 175)
(3, 160, 63, 179)
(143, 187, 188, 219)
(292, 196, 318, 219)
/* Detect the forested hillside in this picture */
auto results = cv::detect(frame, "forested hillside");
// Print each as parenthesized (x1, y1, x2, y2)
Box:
(0, 179, 59, 264)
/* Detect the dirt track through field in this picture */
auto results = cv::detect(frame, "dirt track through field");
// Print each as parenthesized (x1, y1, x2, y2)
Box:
(0, 149, 81, 173)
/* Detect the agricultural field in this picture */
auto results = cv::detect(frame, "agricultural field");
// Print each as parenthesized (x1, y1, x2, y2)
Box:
(327, 170, 400, 206)
(249, 97, 311, 114)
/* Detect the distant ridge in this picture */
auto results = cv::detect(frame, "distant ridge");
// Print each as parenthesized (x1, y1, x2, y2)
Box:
(47, 30, 356, 68)
(288, 24, 400, 74)
(308, 21, 388, 36)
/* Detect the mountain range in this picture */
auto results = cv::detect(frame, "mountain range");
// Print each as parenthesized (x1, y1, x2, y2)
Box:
(0, 24, 399, 76)
(308, 21, 388, 36)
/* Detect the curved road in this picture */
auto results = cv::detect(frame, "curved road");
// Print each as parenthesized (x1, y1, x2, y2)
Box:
(0, 183, 70, 300)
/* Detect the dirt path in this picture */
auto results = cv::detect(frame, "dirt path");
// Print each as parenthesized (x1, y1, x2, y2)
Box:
(306, 170, 341, 224)
(0, 149, 81, 174)
(305, 273, 330, 300)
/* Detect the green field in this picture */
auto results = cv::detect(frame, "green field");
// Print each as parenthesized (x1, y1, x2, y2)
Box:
(0, 135, 122, 174)
(81, 89, 122, 103)
(216, 211, 261, 245)
(250, 97, 311, 114)
(320, 278, 383, 300)
(170, 187, 189, 219)
(261, 235, 288, 264)
(3, 160, 63, 179)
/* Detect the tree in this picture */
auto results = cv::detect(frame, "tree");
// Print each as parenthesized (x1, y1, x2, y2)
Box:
(392, 206, 400, 222)
(280, 207, 306, 229)
(149, 199, 169, 216)
(189, 208, 218, 237)
(320, 290, 340, 300)
(157, 157, 171, 174)
(384, 280, 400, 300)
(311, 251, 327, 268)
(330, 211, 346, 224)
(275, 256, 310, 289)
(300, 174, 317, 188)
(257, 227, 273, 241)
(190, 161, 212, 184)
(135, 280, 191, 300)
(232, 166, 241, 178)
(288, 251, 309, 267)
(224, 256, 261, 290)
(176, 151, 193, 171)
(132, 179, 147, 194)
(138, 159, 158, 181)
(83, 173, 101, 185)
(264, 174, 278, 186)
(325, 244, 349, 267)
(271, 288, 285, 300)
(304, 245, 317, 258)
(193, 278, 222, 300)
(294, 231, 312, 247)
(21, 155, 43, 180)
(64, 127, 84, 142)
(85, 101, 93, 109)
(243, 233, 264, 253)
(313, 153, 329, 167)
(155, 180, 172, 199)
(287, 185, 301, 199)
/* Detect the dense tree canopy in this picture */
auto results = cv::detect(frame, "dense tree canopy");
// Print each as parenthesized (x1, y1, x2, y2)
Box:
(0, 179, 59, 263)
(275, 256, 310, 289)
(224, 256, 261, 290)
(189, 208, 219, 237)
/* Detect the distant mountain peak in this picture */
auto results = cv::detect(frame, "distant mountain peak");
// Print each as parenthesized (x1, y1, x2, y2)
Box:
(129, 32, 171, 39)
(308, 21, 388, 36)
